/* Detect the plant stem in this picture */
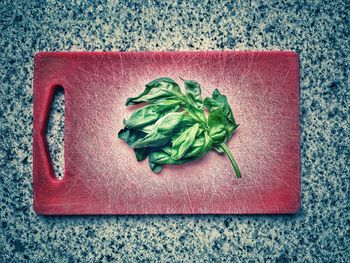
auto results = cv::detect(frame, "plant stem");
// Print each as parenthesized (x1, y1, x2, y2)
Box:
(220, 143, 241, 178)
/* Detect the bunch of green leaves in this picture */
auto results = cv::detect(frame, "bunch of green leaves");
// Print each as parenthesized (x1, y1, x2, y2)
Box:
(118, 77, 241, 178)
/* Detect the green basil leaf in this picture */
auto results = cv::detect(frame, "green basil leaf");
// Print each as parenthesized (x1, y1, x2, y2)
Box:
(148, 157, 163, 173)
(204, 89, 238, 138)
(125, 104, 179, 129)
(152, 164, 163, 173)
(133, 112, 185, 148)
(186, 104, 207, 124)
(134, 148, 150, 162)
(208, 108, 226, 128)
(180, 114, 198, 127)
(148, 131, 212, 170)
(206, 89, 237, 124)
(208, 124, 227, 143)
(156, 99, 183, 106)
(162, 145, 173, 155)
(184, 79, 203, 109)
(118, 127, 147, 146)
(184, 132, 212, 158)
(149, 150, 174, 164)
(137, 113, 196, 134)
(171, 123, 200, 160)
(149, 150, 197, 165)
(126, 78, 183, 106)
(137, 123, 154, 134)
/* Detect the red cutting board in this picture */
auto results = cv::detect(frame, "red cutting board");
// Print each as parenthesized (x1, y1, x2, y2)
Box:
(33, 51, 300, 215)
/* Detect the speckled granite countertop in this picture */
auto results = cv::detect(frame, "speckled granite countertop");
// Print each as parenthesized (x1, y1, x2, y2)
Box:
(0, 0, 349, 262)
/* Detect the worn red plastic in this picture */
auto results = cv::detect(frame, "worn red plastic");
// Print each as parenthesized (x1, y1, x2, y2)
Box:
(33, 51, 300, 215)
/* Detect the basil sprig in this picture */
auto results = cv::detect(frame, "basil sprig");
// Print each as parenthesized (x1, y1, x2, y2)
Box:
(118, 77, 241, 178)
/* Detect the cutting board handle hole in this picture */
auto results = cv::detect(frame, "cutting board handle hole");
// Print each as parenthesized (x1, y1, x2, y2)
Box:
(46, 85, 65, 180)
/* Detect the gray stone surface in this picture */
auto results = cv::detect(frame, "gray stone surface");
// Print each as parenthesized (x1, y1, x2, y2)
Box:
(0, 0, 349, 262)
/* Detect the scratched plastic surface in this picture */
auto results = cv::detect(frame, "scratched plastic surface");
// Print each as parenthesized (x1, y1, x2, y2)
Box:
(33, 51, 300, 215)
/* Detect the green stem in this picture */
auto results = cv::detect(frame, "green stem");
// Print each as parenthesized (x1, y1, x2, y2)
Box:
(220, 143, 241, 178)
